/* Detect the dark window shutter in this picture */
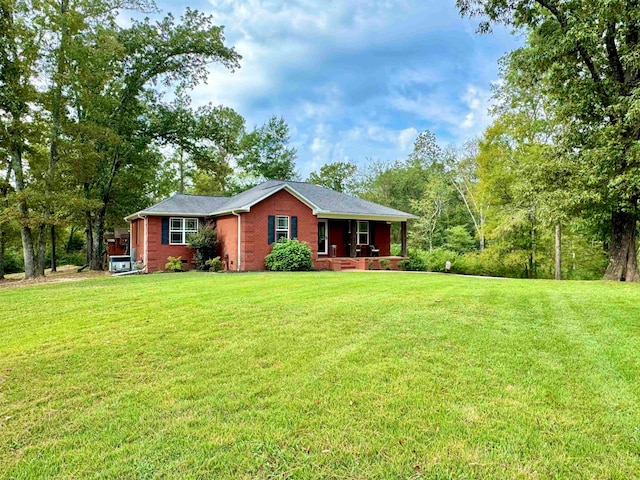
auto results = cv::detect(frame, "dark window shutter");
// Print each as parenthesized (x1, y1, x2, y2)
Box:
(291, 216, 298, 239)
(370, 222, 375, 245)
(161, 217, 169, 245)
(268, 215, 275, 244)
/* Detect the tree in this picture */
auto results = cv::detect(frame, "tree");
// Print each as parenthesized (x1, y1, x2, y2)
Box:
(0, 0, 43, 279)
(448, 142, 487, 251)
(307, 161, 357, 193)
(238, 116, 298, 182)
(458, 0, 640, 281)
(65, 9, 240, 270)
(409, 174, 452, 251)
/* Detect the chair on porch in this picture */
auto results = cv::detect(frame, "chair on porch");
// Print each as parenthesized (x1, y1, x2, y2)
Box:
(369, 245, 380, 257)
(355, 245, 362, 257)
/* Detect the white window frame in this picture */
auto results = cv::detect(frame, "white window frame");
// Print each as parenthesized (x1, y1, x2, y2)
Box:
(357, 221, 369, 245)
(275, 215, 289, 242)
(169, 217, 199, 245)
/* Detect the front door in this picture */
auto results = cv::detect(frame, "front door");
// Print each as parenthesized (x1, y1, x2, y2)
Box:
(318, 220, 328, 254)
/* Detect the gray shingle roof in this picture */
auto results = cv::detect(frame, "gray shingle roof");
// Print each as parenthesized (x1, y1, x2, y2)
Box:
(276, 181, 415, 218)
(133, 194, 228, 216)
(126, 181, 415, 220)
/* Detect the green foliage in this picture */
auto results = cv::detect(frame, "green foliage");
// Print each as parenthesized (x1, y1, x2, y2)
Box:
(264, 239, 312, 272)
(458, 0, 640, 280)
(2, 247, 24, 275)
(307, 161, 357, 193)
(398, 255, 427, 271)
(152, 93, 245, 196)
(443, 226, 476, 254)
(164, 256, 183, 272)
(205, 256, 223, 272)
(422, 248, 459, 273)
(238, 116, 298, 181)
(379, 259, 391, 270)
(187, 224, 219, 271)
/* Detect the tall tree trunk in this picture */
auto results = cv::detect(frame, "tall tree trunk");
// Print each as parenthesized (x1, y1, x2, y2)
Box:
(10, 145, 38, 279)
(51, 225, 57, 272)
(85, 212, 93, 266)
(36, 224, 47, 276)
(555, 224, 562, 280)
(603, 208, 640, 281)
(88, 207, 107, 270)
(0, 228, 5, 279)
(179, 148, 184, 194)
(46, 0, 68, 277)
(0, 169, 9, 279)
(65, 226, 76, 253)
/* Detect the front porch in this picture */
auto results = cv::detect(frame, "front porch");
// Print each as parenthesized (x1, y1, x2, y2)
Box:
(315, 218, 408, 258)
(315, 256, 408, 271)
(313, 218, 408, 271)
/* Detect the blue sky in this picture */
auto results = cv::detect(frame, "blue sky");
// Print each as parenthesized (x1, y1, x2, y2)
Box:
(152, 0, 522, 177)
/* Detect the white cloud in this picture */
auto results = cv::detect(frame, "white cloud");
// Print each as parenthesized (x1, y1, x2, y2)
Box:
(459, 85, 493, 136)
(157, 0, 521, 174)
(397, 127, 418, 151)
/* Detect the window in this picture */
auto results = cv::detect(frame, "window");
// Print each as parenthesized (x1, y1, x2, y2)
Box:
(169, 217, 199, 245)
(275, 215, 289, 242)
(357, 221, 369, 245)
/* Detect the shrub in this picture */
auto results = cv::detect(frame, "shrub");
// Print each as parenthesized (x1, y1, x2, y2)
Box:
(443, 226, 476, 254)
(2, 247, 24, 275)
(423, 248, 459, 272)
(165, 256, 183, 272)
(390, 243, 402, 256)
(187, 224, 220, 271)
(379, 258, 392, 270)
(367, 259, 375, 270)
(265, 239, 313, 271)
(205, 256, 223, 272)
(399, 256, 427, 271)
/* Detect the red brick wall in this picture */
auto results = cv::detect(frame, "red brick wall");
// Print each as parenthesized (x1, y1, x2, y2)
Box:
(143, 216, 198, 272)
(240, 189, 317, 271)
(215, 214, 238, 271)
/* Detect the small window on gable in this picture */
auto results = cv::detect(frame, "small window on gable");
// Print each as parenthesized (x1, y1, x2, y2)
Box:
(169, 217, 199, 245)
(357, 221, 369, 245)
(275, 215, 289, 242)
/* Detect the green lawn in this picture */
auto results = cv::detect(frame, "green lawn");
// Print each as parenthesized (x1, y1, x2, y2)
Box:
(1, 272, 640, 479)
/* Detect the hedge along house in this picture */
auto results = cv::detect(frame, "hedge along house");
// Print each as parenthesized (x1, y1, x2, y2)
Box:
(125, 180, 416, 272)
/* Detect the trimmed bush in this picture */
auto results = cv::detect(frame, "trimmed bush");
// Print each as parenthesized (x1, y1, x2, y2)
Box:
(187, 225, 220, 271)
(165, 256, 183, 272)
(265, 239, 313, 272)
(379, 259, 392, 270)
(205, 256, 223, 272)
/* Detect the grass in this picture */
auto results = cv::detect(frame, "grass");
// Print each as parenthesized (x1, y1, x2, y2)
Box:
(1, 271, 640, 479)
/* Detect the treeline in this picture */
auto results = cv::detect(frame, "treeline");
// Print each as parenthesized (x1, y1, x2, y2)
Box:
(0, 0, 299, 279)
(309, 127, 607, 280)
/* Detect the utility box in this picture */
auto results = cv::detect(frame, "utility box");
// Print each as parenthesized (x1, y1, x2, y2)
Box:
(109, 255, 132, 273)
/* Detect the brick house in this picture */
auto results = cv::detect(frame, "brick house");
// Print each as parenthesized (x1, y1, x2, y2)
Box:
(125, 180, 415, 272)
